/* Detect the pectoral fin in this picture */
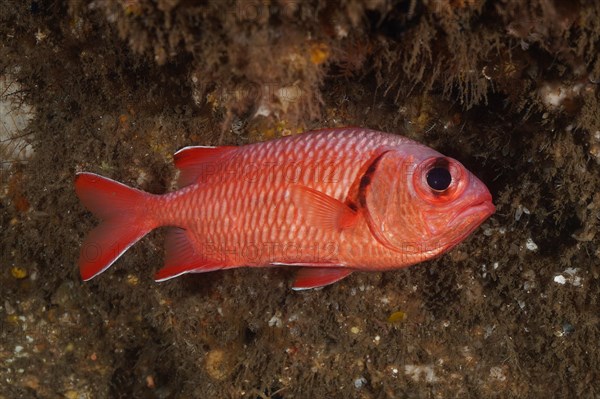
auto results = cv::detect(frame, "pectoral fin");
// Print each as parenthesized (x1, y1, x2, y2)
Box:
(292, 267, 353, 290)
(290, 185, 358, 230)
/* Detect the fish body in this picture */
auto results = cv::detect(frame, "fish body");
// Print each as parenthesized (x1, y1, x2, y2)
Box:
(75, 128, 495, 289)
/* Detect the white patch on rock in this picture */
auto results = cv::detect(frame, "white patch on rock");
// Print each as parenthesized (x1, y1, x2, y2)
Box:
(553, 275, 566, 285)
(489, 366, 507, 382)
(354, 376, 367, 389)
(554, 268, 582, 287)
(525, 238, 538, 251)
(0, 73, 35, 164)
(538, 82, 583, 109)
(404, 364, 437, 383)
(268, 314, 282, 328)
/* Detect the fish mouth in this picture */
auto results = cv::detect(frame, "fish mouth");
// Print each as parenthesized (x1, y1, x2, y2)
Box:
(417, 198, 495, 256)
(423, 198, 494, 255)
(459, 198, 495, 222)
(449, 196, 495, 235)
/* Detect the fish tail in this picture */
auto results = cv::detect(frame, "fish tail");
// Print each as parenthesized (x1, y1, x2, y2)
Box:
(75, 172, 159, 281)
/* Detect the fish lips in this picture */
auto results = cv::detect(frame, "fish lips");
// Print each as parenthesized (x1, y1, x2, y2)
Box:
(448, 194, 495, 237)
(422, 198, 494, 253)
(415, 195, 495, 256)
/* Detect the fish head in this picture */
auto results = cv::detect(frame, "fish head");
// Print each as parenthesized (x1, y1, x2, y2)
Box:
(364, 144, 495, 260)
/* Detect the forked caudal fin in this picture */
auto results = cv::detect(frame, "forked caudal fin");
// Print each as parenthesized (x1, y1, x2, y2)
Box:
(75, 172, 157, 281)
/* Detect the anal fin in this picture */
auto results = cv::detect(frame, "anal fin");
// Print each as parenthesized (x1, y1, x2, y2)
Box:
(154, 227, 227, 282)
(292, 267, 353, 290)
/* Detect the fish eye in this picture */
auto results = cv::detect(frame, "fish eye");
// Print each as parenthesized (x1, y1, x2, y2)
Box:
(414, 156, 467, 204)
(426, 167, 452, 191)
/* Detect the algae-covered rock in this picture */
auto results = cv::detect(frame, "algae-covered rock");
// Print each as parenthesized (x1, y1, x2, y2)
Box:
(1, 1, 598, 398)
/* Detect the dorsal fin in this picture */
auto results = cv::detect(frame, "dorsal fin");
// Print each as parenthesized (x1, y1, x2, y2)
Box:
(173, 145, 237, 187)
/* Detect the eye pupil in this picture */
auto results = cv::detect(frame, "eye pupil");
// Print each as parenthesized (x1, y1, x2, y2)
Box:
(426, 167, 452, 191)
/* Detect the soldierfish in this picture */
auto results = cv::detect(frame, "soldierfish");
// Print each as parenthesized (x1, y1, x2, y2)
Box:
(75, 128, 495, 290)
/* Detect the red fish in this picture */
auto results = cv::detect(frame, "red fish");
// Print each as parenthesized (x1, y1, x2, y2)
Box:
(75, 128, 494, 290)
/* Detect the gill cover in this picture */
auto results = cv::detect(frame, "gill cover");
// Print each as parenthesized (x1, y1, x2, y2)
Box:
(362, 150, 421, 254)
(362, 148, 463, 255)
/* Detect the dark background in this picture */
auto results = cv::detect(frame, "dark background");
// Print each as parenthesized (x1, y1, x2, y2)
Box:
(1, 1, 598, 397)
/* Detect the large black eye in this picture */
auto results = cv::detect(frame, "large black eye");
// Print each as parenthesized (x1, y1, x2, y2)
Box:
(426, 167, 452, 191)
